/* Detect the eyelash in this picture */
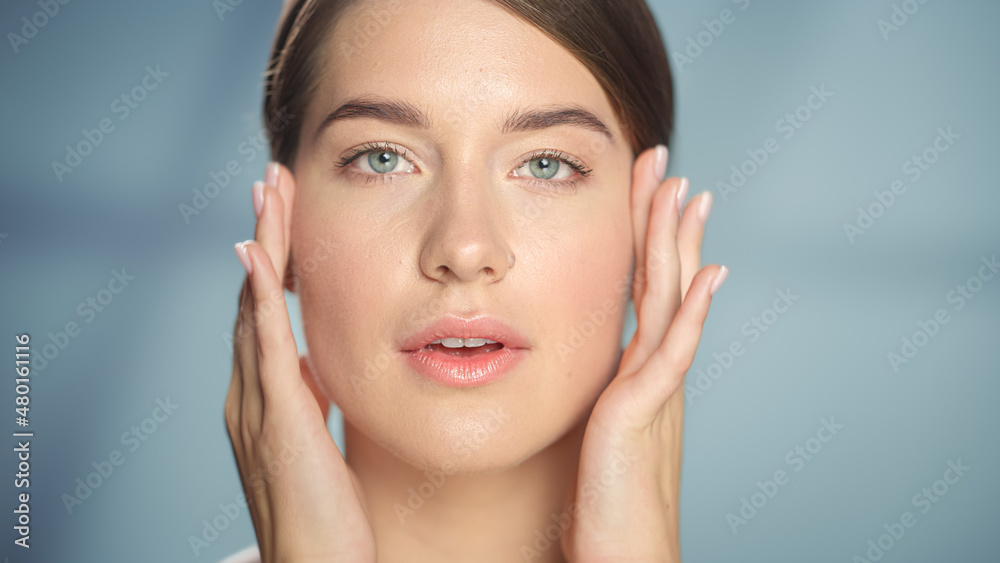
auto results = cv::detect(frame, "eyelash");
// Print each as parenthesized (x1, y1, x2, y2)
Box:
(334, 141, 412, 176)
(334, 142, 592, 189)
(515, 149, 593, 190)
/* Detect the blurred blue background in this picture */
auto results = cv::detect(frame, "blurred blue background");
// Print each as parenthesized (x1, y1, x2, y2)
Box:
(1, 0, 997, 561)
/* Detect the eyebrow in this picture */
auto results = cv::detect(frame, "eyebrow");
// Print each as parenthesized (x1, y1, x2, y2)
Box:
(315, 96, 615, 143)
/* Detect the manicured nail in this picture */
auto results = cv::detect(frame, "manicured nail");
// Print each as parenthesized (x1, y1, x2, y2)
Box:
(697, 190, 713, 222)
(252, 181, 265, 218)
(676, 177, 690, 216)
(235, 240, 254, 276)
(710, 265, 729, 295)
(266, 161, 280, 188)
(652, 145, 668, 182)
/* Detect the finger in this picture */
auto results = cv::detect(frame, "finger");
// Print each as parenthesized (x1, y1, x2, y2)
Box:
(234, 253, 265, 435)
(228, 262, 280, 555)
(624, 176, 685, 377)
(254, 181, 287, 287)
(635, 176, 685, 313)
(268, 162, 298, 292)
(228, 277, 250, 401)
(271, 162, 296, 268)
(631, 146, 666, 313)
(225, 373, 246, 465)
(241, 239, 307, 418)
(225, 277, 250, 456)
(627, 264, 728, 424)
(677, 190, 712, 301)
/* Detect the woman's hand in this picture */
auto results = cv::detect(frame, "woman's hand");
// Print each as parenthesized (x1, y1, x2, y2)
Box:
(560, 147, 726, 562)
(224, 163, 377, 562)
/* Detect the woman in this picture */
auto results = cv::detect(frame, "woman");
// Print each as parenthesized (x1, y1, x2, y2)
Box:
(223, 0, 726, 561)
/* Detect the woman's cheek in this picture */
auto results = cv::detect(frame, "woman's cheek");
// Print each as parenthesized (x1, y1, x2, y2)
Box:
(293, 226, 374, 401)
(573, 214, 632, 355)
(536, 218, 628, 383)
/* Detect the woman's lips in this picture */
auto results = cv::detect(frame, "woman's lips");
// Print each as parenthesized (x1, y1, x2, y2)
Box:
(398, 314, 530, 351)
(402, 344, 526, 387)
(398, 313, 530, 387)
(423, 341, 504, 354)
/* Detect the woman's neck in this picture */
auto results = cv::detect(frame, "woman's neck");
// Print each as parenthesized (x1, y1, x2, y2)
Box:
(344, 417, 586, 563)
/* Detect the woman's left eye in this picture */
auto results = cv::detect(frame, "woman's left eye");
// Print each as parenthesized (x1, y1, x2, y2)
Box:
(512, 151, 590, 185)
(513, 156, 572, 181)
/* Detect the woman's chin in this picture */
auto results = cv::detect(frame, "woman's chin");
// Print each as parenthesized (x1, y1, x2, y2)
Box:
(348, 408, 571, 477)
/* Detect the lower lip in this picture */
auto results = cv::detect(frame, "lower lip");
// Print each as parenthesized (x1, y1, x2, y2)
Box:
(402, 345, 527, 387)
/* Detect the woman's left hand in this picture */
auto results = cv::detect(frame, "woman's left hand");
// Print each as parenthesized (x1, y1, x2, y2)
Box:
(560, 146, 726, 562)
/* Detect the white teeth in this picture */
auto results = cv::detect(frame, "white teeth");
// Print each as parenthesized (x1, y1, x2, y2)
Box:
(429, 338, 498, 348)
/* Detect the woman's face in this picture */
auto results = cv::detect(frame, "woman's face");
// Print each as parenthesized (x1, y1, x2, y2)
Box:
(291, 0, 635, 472)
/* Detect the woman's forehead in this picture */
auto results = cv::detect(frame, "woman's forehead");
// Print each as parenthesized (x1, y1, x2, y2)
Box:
(312, 0, 622, 137)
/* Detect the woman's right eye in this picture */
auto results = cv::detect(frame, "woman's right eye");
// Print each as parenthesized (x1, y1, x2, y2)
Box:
(336, 142, 417, 177)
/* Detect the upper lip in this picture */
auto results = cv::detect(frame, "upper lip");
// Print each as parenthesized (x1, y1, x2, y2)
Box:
(399, 314, 530, 351)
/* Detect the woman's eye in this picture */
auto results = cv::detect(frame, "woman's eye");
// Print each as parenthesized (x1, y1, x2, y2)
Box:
(338, 145, 586, 186)
(355, 149, 414, 174)
(514, 156, 572, 181)
(337, 143, 416, 176)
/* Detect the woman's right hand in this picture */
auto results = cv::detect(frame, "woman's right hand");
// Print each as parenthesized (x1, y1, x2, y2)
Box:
(224, 163, 377, 562)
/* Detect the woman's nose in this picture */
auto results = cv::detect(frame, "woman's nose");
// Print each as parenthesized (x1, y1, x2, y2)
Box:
(418, 169, 513, 285)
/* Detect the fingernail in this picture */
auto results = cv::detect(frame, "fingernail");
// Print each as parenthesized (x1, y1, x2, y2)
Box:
(266, 161, 280, 188)
(252, 181, 265, 218)
(697, 190, 713, 222)
(235, 240, 254, 276)
(676, 177, 690, 216)
(710, 265, 729, 295)
(652, 145, 668, 182)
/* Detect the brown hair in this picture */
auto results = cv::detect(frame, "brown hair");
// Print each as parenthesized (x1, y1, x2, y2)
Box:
(263, 0, 673, 167)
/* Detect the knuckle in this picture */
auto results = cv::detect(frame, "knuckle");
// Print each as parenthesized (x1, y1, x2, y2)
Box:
(663, 346, 693, 374)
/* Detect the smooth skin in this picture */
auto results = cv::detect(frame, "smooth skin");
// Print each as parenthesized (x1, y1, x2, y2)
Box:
(225, 152, 723, 562)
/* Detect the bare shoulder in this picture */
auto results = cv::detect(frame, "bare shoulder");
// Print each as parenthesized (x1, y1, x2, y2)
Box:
(217, 544, 260, 563)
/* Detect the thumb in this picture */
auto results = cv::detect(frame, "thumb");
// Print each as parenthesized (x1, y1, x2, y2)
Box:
(299, 354, 331, 421)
